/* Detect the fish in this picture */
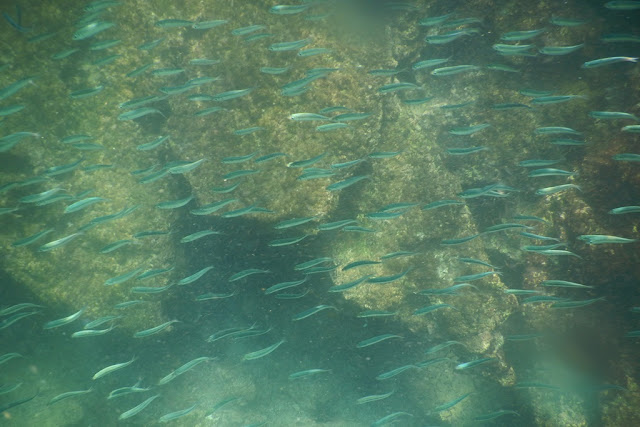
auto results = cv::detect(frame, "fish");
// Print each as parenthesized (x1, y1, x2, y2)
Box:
(380, 251, 418, 260)
(333, 112, 372, 122)
(84, 315, 122, 329)
(376, 365, 418, 380)
(295, 258, 333, 271)
(229, 269, 269, 282)
(137, 135, 169, 151)
(268, 38, 312, 51)
(71, 324, 116, 337)
(155, 18, 192, 27)
(431, 64, 479, 76)
(534, 249, 582, 258)
(589, 111, 639, 121)
(158, 403, 198, 423)
(578, 235, 637, 244)
(357, 310, 398, 318)
(356, 390, 395, 404)
(292, 305, 337, 321)
(234, 126, 264, 136)
(190, 198, 238, 215)
(535, 184, 581, 196)
(447, 146, 489, 155)
(168, 159, 206, 174)
(0, 382, 23, 395)
(551, 297, 605, 309)
(73, 21, 115, 40)
(422, 199, 464, 210)
(119, 395, 160, 420)
(318, 219, 358, 230)
(457, 257, 496, 269)
(535, 126, 581, 135)
(288, 152, 328, 168)
(180, 230, 221, 243)
(378, 82, 419, 93)
(492, 44, 535, 54)
(298, 169, 335, 180)
(156, 195, 194, 209)
(582, 56, 638, 68)
(274, 216, 319, 229)
(433, 392, 473, 412)
(356, 334, 402, 348)
(342, 260, 381, 271)
(64, 197, 107, 213)
(298, 48, 333, 57)
(92, 356, 136, 380)
(243, 339, 285, 360)
(412, 58, 450, 70)
(453, 271, 499, 282)
(133, 320, 179, 337)
(211, 183, 241, 193)
(605, 2, 640, 10)
(441, 234, 481, 245)
(426, 29, 479, 44)
(419, 13, 454, 26)
(610, 206, 640, 214)
(268, 235, 308, 247)
(0, 352, 23, 365)
(70, 85, 104, 99)
(136, 267, 175, 280)
(550, 17, 587, 26)
(12, 228, 55, 247)
(178, 266, 214, 285)
(270, 4, 311, 14)
(0, 303, 44, 317)
(539, 44, 584, 55)
(455, 357, 497, 370)
(130, 284, 173, 294)
(0, 311, 41, 330)
(222, 152, 259, 164)
(531, 95, 587, 105)
(366, 211, 405, 220)
(104, 267, 143, 286)
(223, 169, 260, 180)
(371, 412, 413, 426)
(51, 48, 80, 60)
(413, 304, 455, 315)
(541, 280, 593, 289)
(501, 28, 546, 40)
(117, 107, 164, 120)
(100, 239, 134, 254)
(158, 357, 213, 385)
(425, 341, 464, 354)
(288, 369, 331, 380)
(107, 381, 151, 400)
(613, 153, 640, 161)
(43, 307, 86, 329)
(367, 268, 412, 284)
(264, 278, 308, 295)
(316, 123, 349, 132)
(231, 24, 265, 36)
(0, 390, 39, 413)
(418, 283, 478, 295)
(328, 275, 373, 292)
(261, 66, 290, 74)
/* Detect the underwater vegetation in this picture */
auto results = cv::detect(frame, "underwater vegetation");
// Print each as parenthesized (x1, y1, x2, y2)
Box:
(1, 0, 640, 425)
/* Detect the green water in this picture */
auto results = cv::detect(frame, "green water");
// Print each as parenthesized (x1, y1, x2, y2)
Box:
(1, 0, 639, 426)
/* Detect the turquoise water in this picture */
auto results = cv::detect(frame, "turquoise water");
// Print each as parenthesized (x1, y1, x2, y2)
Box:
(1, 0, 639, 425)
